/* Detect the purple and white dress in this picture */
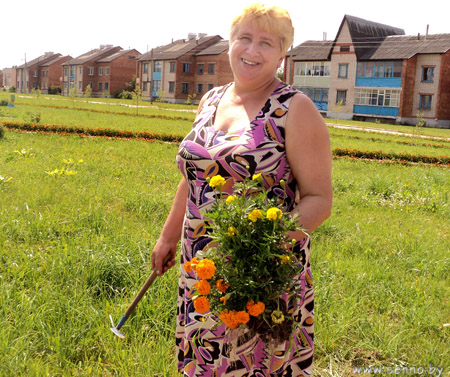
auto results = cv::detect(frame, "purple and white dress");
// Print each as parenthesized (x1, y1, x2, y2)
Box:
(175, 82, 314, 376)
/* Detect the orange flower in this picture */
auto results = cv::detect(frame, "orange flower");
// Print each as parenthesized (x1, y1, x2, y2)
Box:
(196, 259, 216, 280)
(183, 261, 192, 273)
(195, 280, 211, 295)
(235, 311, 250, 324)
(193, 296, 210, 313)
(246, 300, 266, 316)
(220, 296, 228, 304)
(216, 279, 230, 293)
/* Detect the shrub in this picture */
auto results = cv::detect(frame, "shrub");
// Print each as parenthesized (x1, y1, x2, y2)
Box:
(9, 86, 16, 93)
(0, 125, 5, 139)
(48, 85, 62, 95)
(0, 99, 8, 106)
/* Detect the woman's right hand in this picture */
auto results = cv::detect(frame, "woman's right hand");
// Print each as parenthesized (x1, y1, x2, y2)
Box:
(151, 237, 177, 276)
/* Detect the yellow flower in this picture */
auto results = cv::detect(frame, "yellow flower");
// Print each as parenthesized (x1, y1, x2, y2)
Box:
(280, 255, 290, 264)
(227, 226, 236, 236)
(266, 207, 282, 221)
(271, 309, 285, 324)
(248, 209, 263, 222)
(208, 175, 225, 188)
(225, 195, 236, 204)
(252, 173, 261, 181)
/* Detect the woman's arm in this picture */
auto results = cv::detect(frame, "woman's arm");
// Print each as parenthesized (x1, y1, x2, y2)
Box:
(151, 177, 188, 276)
(285, 93, 333, 240)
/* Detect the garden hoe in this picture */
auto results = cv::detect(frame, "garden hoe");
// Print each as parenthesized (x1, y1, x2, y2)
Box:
(110, 254, 171, 338)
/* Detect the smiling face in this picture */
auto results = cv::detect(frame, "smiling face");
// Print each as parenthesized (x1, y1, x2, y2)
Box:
(229, 22, 284, 90)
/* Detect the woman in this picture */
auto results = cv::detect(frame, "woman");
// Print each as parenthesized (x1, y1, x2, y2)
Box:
(151, 3, 332, 376)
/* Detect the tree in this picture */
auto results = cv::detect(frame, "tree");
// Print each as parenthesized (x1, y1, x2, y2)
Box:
(84, 85, 92, 98)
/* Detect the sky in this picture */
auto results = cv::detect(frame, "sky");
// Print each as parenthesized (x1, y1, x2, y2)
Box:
(1, 0, 448, 69)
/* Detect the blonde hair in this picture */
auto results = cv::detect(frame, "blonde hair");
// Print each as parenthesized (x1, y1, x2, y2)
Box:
(230, 3, 294, 54)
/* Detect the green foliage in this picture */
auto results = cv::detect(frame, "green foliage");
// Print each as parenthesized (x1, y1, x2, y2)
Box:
(0, 124, 5, 139)
(0, 99, 8, 106)
(48, 84, 62, 95)
(31, 88, 41, 97)
(186, 92, 197, 105)
(156, 90, 166, 103)
(84, 84, 92, 98)
(9, 85, 16, 92)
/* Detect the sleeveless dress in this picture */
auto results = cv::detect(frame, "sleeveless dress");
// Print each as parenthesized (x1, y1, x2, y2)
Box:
(175, 82, 314, 377)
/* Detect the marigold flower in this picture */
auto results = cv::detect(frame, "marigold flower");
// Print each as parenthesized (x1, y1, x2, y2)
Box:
(280, 255, 290, 264)
(195, 259, 216, 280)
(193, 296, 210, 314)
(191, 257, 199, 270)
(216, 279, 230, 293)
(195, 279, 211, 295)
(208, 175, 226, 188)
(248, 209, 263, 222)
(220, 296, 227, 304)
(266, 207, 282, 220)
(218, 310, 243, 329)
(183, 261, 192, 273)
(226, 195, 236, 204)
(271, 309, 285, 324)
(246, 300, 265, 316)
(235, 311, 250, 324)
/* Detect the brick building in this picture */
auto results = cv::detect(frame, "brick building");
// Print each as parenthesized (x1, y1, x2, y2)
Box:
(285, 15, 450, 128)
(61, 45, 140, 97)
(137, 34, 229, 103)
(40, 55, 72, 93)
(16, 52, 62, 93)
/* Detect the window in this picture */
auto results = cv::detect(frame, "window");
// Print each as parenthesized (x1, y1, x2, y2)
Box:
(207, 83, 214, 91)
(104, 82, 109, 90)
(99, 68, 103, 76)
(419, 94, 432, 109)
(340, 45, 350, 52)
(79, 67, 83, 75)
(354, 88, 400, 107)
(357, 61, 402, 78)
(294, 61, 330, 77)
(338, 64, 348, 78)
(169, 81, 175, 93)
(197, 83, 203, 94)
(143, 63, 148, 74)
(374, 62, 384, 77)
(170, 62, 176, 73)
(298, 87, 329, 103)
(183, 63, 190, 73)
(42, 71, 45, 78)
(182, 82, 189, 94)
(78, 81, 82, 90)
(143, 82, 148, 92)
(154, 60, 162, 73)
(422, 67, 434, 82)
(336, 90, 347, 105)
(208, 63, 215, 74)
(33, 70, 38, 77)
(88, 82, 93, 89)
(64, 67, 68, 76)
(152, 80, 161, 93)
(98, 82, 102, 91)
(198, 63, 204, 75)
(88, 67, 94, 76)
(105, 67, 109, 75)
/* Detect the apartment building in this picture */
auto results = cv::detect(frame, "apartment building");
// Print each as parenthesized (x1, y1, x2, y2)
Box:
(285, 15, 450, 128)
(39, 55, 72, 93)
(16, 52, 62, 93)
(136, 34, 225, 103)
(62, 45, 140, 97)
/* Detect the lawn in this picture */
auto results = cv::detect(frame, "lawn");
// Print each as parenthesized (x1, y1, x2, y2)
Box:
(1, 95, 449, 376)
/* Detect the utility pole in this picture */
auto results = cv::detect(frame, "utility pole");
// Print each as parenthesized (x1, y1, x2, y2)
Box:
(150, 48, 153, 104)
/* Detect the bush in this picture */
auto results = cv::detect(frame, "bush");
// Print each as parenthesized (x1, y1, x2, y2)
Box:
(48, 85, 62, 95)
(9, 86, 16, 93)
(0, 99, 8, 106)
(0, 125, 5, 139)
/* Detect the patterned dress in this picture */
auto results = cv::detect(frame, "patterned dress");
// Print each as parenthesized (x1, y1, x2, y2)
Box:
(176, 82, 314, 377)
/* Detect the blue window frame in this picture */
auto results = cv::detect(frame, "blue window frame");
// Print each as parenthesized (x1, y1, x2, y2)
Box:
(419, 94, 432, 109)
(338, 64, 349, 78)
(421, 67, 434, 82)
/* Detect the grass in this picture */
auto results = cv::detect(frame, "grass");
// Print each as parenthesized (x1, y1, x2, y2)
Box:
(1, 95, 449, 376)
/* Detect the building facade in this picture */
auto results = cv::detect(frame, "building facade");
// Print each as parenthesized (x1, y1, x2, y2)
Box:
(285, 15, 450, 128)
(137, 34, 232, 103)
(61, 46, 140, 97)
(39, 55, 72, 93)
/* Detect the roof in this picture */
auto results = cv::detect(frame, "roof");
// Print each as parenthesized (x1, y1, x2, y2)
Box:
(17, 52, 61, 68)
(196, 40, 229, 56)
(63, 46, 120, 65)
(341, 15, 405, 59)
(97, 49, 140, 63)
(361, 33, 450, 59)
(138, 35, 221, 61)
(41, 55, 71, 67)
(286, 40, 333, 60)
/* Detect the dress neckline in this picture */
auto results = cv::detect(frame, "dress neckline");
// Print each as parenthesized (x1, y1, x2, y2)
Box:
(208, 81, 285, 134)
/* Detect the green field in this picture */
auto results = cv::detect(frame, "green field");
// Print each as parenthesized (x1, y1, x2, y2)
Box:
(1, 94, 449, 376)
